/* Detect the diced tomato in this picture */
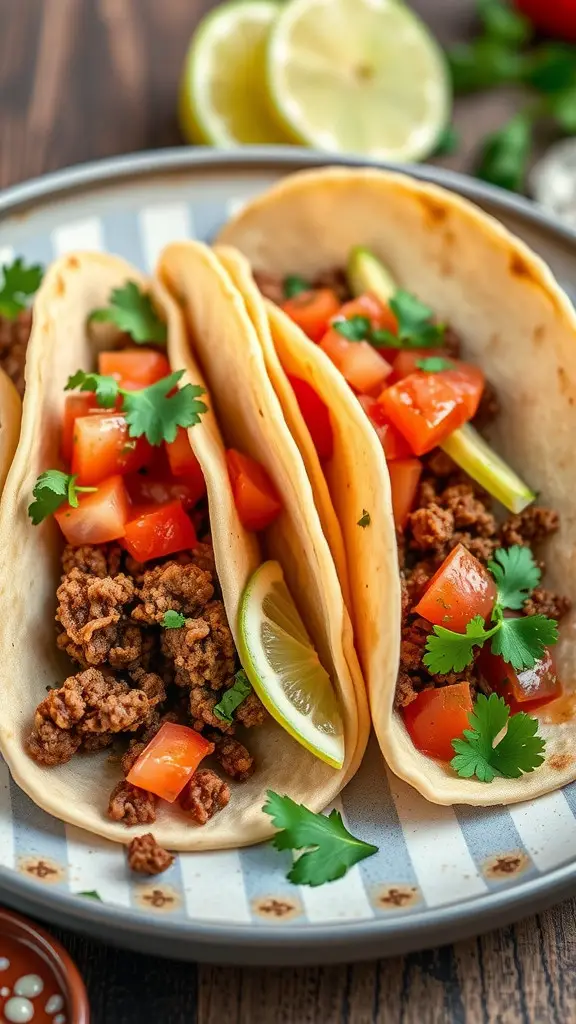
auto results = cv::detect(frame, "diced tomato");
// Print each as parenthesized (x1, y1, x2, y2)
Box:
(414, 543, 497, 632)
(126, 470, 206, 511)
(72, 414, 153, 486)
(339, 342, 392, 395)
(280, 288, 341, 343)
(319, 327, 351, 371)
(402, 682, 473, 761)
(165, 426, 202, 479)
(54, 475, 130, 545)
(357, 395, 412, 460)
(390, 348, 450, 382)
(478, 644, 561, 711)
(127, 722, 214, 802)
(98, 349, 170, 389)
(388, 458, 422, 528)
(336, 293, 398, 333)
(377, 363, 485, 456)
(287, 375, 333, 461)
(122, 499, 197, 562)
(226, 449, 282, 531)
(61, 393, 98, 463)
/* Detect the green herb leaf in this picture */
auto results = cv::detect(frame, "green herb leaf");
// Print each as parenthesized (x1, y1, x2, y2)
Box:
(0, 257, 43, 319)
(333, 315, 371, 341)
(476, 112, 533, 193)
(357, 509, 371, 528)
(28, 470, 96, 525)
(524, 44, 576, 94)
(548, 86, 576, 134)
(488, 545, 541, 610)
(65, 368, 119, 409)
(77, 890, 103, 901)
(375, 290, 444, 350)
(283, 275, 310, 299)
(478, 0, 532, 47)
(89, 281, 167, 344)
(162, 610, 186, 629)
(451, 693, 545, 783)
(122, 370, 208, 446)
(490, 613, 558, 670)
(416, 356, 454, 373)
(213, 670, 252, 725)
(263, 791, 378, 886)
(433, 124, 460, 157)
(423, 615, 499, 675)
(448, 40, 527, 94)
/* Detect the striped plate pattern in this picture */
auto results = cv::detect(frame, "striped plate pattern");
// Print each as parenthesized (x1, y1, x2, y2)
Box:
(0, 189, 575, 930)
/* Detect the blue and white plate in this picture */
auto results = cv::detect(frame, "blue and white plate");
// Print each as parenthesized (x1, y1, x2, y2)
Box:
(1, 148, 575, 966)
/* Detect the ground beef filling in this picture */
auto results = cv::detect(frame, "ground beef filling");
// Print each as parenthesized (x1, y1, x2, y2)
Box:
(0, 308, 32, 396)
(127, 833, 174, 876)
(27, 543, 267, 827)
(397, 456, 570, 709)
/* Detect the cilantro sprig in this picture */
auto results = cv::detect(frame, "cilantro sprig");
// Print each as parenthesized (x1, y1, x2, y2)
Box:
(357, 509, 371, 528)
(451, 693, 545, 783)
(283, 275, 310, 299)
(28, 470, 97, 525)
(90, 282, 167, 344)
(0, 257, 43, 319)
(213, 670, 252, 725)
(333, 290, 445, 351)
(416, 356, 454, 373)
(65, 368, 207, 446)
(263, 791, 377, 886)
(423, 545, 558, 675)
(162, 610, 186, 629)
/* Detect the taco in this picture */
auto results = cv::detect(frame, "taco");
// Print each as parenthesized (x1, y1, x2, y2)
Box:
(0, 247, 367, 850)
(217, 166, 576, 806)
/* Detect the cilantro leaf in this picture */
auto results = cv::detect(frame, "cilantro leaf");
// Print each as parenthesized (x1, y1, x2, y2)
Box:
(423, 615, 499, 674)
(476, 113, 532, 193)
(283, 275, 310, 299)
(491, 614, 558, 670)
(28, 470, 96, 525)
(373, 290, 444, 350)
(162, 610, 186, 629)
(213, 670, 252, 725)
(333, 315, 371, 341)
(416, 357, 454, 373)
(357, 509, 371, 528)
(488, 545, 541, 610)
(451, 693, 545, 783)
(78, 890, 103, 901)
(448, 40, 527, 95)
(0, 257, 43, 319)
(65, 369, 119, 409)
(478, 0, 532, 47)
(524, 44, 576, 94)
(89, 281, 167, 344)
(122, 371, 208, 446)
(433, 124, 460, 157)
(263, 791, 377, 886)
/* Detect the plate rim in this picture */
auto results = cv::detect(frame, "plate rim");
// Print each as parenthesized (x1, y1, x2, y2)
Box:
(1, 143, 575, 963)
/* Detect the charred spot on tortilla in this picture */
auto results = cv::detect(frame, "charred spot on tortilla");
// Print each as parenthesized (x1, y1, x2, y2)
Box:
(533, 325, 545, 346)
(417, 194, 448, 225)
(548, 753, 574, 771)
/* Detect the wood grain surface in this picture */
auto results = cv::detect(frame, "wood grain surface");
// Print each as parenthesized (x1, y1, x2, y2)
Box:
(0, 1, 573, 1022)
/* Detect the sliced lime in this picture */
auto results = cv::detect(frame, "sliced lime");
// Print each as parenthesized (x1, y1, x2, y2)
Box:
(238, 560, 344, 769)
(441, 424, 536, 514)
(179, 0, 290, 146)
(266, 0, 451, 160)
(347, 247, 397, 304)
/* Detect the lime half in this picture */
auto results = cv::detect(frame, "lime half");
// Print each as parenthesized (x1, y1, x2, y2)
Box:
(179, 0, 290, 146)
(238, 560, 344, 769)
(266, 0, 451, 160)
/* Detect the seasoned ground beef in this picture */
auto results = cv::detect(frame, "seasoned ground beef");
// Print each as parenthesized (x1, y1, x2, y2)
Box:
(523, 588, 572, 621)
(61, 544, 123, 579)
(56, 569, 139, 667)
(212, 735, 255, 781)
(129, 668, 167, 707)
(127, 833, 174, 876)
(26, 716, 81, 766)
(179, 769, 230, 824)
(162, 600, 236, 689)
(253, 271, 285, 305)
(235, 690, 267, 728)
(108, 781, 157, 826)
(500, 507, 559, 548)
(189, 685, 234, 732)
(408, 504, 454, 553)
(0, 308, 32, 395)
(473, 381, 500, 431)
(132, 561, 214, 625)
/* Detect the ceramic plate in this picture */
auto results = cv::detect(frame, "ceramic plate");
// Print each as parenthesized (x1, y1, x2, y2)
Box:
(1, 148, 576, 966)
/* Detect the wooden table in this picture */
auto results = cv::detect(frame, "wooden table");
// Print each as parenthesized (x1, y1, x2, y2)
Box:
(0, 1, 573, 1021)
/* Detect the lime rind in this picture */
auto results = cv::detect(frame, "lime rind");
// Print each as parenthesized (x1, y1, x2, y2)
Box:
(441, 424, 536, 514)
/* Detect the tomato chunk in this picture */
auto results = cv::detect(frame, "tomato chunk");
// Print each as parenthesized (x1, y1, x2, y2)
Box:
(98, 349, 170, 389)
(61, 393, 98, 463)
(280, 288, 341, 343)
(287, 375, 333, 461)
(165, 426, 202, 479)
(378, 363, 485, 456)
(55, 475, 130, 545)
(122, 499, 197, 562)
(339, 342, 392, 395)
(226, 449, 282, 531)
(388, 458, 422, 528)
(72, 413, 153, 486)
(402, 683, 473, 761)
(478, 644, 560, 711)
(127, 722, 214, 802)
(319, 327, 351, 371)
(126, 469, 206, 511)
(414, 543, 497, 632)
(336, 293, 398, 333)
(390, 348, 450, 382)
(357, 395, 412, 460)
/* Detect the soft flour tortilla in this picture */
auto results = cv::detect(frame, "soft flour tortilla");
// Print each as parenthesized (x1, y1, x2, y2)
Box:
(218, 166, 576, 806)
(0, 250, 365, 849)
(0, 368, 21, 495)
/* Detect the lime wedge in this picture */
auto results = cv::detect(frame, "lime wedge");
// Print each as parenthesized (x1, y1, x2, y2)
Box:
(238, 560, 344, 769)
(179, 0, 290, 146)
(266, 0, 451, 160)
(441, 424, 536, 514)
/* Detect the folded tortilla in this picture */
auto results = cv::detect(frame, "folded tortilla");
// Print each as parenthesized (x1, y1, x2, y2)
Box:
(217, 166, 576, 805)
(0, 249, 368, 848)
(0, 367, 20, 495)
